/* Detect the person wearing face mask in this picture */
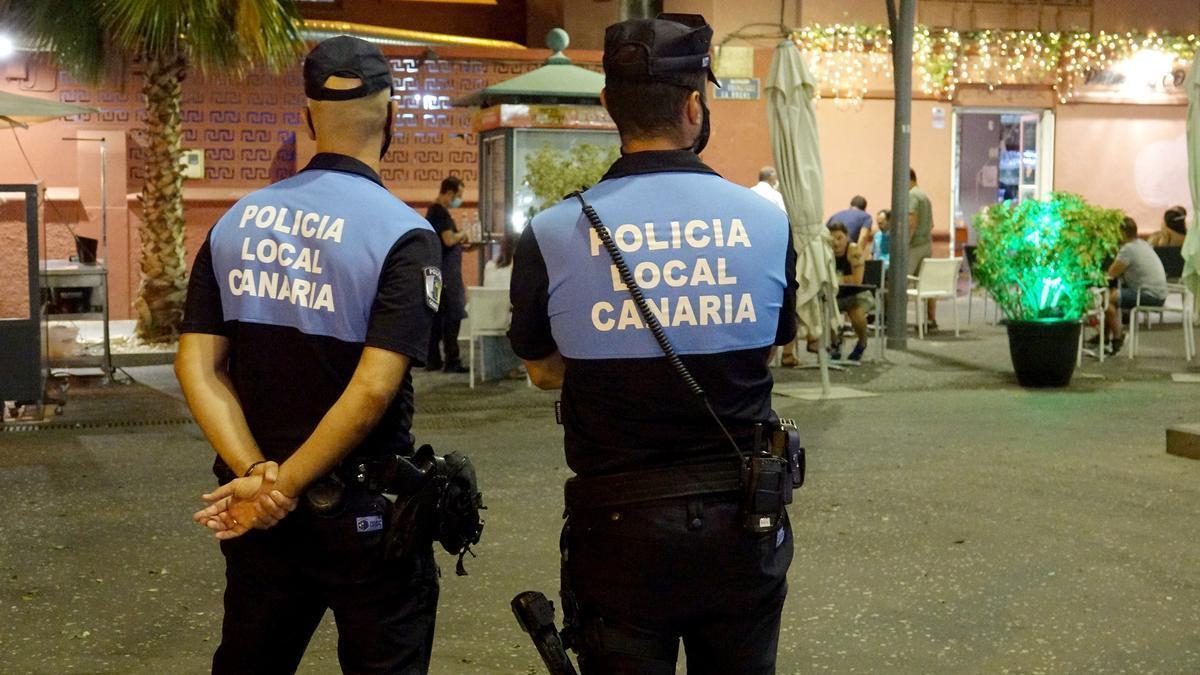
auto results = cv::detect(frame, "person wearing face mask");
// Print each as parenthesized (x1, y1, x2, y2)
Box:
(175, 36, 444, 673)
(425, 175, 471, 373)
(509, 13, 800, 673)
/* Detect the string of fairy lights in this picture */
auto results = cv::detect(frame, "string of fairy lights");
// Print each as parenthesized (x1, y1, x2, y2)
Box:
(793, 24, 1200, 108)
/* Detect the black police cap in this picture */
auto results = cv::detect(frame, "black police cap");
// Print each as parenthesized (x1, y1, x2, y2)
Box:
(603, 13, 720, 89)
(303, 36, 393, 101)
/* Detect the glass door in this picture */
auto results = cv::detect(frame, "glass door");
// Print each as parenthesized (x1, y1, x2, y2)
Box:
(950, 108, 1055, 256)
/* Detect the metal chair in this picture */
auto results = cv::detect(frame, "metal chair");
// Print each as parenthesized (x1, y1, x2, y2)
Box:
(906, 257, 963, 339)
(1128, 284, 1195, 361)
(1077, 287, 1107, 365)
(963, 244, 997, 324)
(862, 258, 886, 359)
(465, 286, 513, 388)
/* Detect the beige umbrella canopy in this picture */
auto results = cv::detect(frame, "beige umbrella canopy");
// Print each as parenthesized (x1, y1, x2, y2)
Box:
(765, 40, 839, 340)
(0, 90, 96, 128)
(1184, 53, 1200, 312)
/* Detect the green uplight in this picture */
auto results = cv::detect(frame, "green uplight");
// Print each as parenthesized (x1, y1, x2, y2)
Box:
(973, 193, 1123, 323)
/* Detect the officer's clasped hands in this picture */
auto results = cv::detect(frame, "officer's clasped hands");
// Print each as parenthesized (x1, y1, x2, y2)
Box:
(192, 461, 299, 539)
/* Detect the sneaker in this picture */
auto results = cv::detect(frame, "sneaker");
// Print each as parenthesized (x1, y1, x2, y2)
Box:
(424, 360, 443, 372)
(443, 362, 469, 374)
(1106, 336, 1124, 356)
(828, 342, 843, 361)
(848, 342, 867, 361)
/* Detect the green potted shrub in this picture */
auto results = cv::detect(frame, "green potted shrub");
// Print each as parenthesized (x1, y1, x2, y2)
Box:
(973, 193, 1123, 387)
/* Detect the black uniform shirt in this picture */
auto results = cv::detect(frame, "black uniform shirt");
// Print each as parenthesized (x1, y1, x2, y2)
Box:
(509, 150, 799, 476)
(181, 153, 441, 477)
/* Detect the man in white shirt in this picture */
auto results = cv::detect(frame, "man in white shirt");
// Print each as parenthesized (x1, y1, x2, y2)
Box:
(750, 166, 786, 212)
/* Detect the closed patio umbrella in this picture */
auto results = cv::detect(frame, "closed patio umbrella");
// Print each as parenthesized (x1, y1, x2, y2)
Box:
(766, 39, 840, 391)
(1185, 53, 1200, 313)
(0, 90, 96, 128)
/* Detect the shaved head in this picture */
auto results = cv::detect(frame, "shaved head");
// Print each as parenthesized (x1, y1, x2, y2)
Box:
(306, 76, 392, 151)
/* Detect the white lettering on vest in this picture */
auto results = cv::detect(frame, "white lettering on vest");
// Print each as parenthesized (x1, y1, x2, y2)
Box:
(238, 205, 258, 229)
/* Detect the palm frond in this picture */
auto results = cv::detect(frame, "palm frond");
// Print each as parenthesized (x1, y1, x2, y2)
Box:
(0, 0, 109, 82)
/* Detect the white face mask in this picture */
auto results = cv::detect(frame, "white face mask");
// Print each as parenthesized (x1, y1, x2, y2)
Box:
(449, 196, 463, 209)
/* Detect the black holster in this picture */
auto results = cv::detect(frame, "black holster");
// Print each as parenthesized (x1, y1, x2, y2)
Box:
(379, 445, 486, 575)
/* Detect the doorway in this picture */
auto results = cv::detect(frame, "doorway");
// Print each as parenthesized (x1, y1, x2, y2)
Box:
(950, 108, 1055, 255)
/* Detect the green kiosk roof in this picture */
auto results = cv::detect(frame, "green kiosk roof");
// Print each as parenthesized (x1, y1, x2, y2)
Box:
(453, 29, 604, 107)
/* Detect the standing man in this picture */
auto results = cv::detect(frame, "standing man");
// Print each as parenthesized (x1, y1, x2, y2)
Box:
(426, 175, 471, 373)
(826, 195, 873, 249)
(175, 36, 443, 674)
(510, 14, 799, 673)
(908, 168, 936, 329)
(750, 165, 787, 211)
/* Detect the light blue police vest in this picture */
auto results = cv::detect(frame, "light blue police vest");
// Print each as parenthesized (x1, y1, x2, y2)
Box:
(530, 172, 790, 360)
(209, 170, 432, 343)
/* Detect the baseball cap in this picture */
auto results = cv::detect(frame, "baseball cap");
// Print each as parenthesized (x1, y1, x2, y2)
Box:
(602, 13, 720, 89)
(303, 36, 393, 101)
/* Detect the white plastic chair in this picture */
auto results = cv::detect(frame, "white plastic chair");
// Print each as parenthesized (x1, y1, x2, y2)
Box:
(1128, 284, 1195, 361)
(906, 257, 963, 339)
(1077, 286, 1107, 366)
(465, 286, 512, 388)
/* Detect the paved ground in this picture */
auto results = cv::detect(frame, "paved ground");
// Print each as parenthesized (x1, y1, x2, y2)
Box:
(2, 307, 1198, 674)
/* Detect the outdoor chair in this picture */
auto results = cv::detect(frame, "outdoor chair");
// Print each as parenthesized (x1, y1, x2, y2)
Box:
(465, 286, 512, 388)
(1128, 284, 1195, 361)
(1077, 286, 1107, 366)
(907, 257, 963, 339)
(963, 245, 997, 324)
(862, 258, 886, 359)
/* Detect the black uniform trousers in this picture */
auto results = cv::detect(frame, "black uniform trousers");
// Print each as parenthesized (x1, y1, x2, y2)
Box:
(562, 495, 793, 674)
(212, 489, 439, 675)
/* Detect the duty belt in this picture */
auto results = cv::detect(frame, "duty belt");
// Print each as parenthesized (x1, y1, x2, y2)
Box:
(563, 459, 743, 511)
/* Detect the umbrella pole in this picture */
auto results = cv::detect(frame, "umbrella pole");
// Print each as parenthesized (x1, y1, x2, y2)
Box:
(818, 282, 832, 397)
(885, 0, 916, 351)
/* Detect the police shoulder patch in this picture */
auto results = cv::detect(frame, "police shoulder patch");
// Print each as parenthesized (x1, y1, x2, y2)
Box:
(423, 266, 443, 312)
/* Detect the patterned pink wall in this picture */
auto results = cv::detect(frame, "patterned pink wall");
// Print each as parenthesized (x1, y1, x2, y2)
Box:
(0, 46, 594, 322)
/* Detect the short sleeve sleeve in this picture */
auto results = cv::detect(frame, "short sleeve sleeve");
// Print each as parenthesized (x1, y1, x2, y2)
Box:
(425, 204, 453, 237)
(1115, 243, 1134, 266)
(180, 235, 228, 336)
(509, 227, 558, 360)
(364, 229, 441, 361)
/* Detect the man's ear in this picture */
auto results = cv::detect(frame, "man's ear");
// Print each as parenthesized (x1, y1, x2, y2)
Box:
(686, 90, 703, 125)
(304, 107, 316, 141)
(599, 87, 608, 111)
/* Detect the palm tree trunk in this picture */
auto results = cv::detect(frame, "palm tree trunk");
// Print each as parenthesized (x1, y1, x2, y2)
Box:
(133, 50, 189, 344)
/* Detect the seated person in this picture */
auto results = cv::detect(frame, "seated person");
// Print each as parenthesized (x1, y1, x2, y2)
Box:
(865, 208, 891, 261)
(1146, 206, 1187, 247)
(826, 195, 873, 247)
(1102, 216, 1168, 355)
(807, 222, 871, 361)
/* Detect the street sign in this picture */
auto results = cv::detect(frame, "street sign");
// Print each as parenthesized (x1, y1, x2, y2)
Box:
(714, 78, 760, 101)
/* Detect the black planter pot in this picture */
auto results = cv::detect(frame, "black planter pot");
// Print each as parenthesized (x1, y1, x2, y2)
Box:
(1006, 320, 1082, 387)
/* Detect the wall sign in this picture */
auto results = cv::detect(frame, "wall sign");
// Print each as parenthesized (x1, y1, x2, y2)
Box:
(714, 78, 760, 101)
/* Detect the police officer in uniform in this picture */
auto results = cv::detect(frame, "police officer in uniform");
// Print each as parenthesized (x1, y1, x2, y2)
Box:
(176, 36, 443, 674)
(509, 14, 799, 674)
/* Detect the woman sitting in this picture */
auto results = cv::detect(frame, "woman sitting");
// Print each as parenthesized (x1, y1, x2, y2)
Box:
(1147, 206, 1187, 247)
(806, 222, 872, 361)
